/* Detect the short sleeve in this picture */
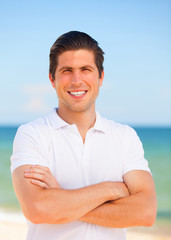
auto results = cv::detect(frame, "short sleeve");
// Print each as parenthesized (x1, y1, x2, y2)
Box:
(123, 126, 150, 175)
(10, 123, 49, 173)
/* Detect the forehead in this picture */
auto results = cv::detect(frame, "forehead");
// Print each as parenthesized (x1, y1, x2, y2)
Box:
(57, 49, 96, 69)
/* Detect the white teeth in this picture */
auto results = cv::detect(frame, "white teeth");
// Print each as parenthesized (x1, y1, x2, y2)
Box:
(69, 91, 86, 96)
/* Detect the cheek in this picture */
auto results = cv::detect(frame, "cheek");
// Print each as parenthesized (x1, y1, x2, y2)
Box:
(55, 77, 70, 89)
(84, 74, 99, 85)
(89, 78, 101, 89)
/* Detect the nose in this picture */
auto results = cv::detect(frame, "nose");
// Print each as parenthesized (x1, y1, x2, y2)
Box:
(71, 71, 82, 84)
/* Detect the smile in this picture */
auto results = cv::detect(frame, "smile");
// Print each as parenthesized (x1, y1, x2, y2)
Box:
(68, 91, 87, 97)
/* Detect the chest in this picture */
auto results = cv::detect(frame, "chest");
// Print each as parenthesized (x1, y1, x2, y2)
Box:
(48, 129, 124, 189)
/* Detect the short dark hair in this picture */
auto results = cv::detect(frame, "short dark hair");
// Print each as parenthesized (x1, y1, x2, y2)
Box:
(49, 31, 104, 79)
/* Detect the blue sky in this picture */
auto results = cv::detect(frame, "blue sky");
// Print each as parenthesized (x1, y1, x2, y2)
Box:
(0, 0, 170, 126)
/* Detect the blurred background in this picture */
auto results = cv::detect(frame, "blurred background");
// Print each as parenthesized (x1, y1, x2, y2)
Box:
(0, 0, 171, 238)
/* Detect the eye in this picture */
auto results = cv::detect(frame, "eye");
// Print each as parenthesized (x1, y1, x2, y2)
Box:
(62, 69, 72, 73)
(82, 68, 91, 72)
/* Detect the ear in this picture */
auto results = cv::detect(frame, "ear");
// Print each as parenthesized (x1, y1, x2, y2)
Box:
(99, 71, 104, 87)
(49, 73, 56, 88)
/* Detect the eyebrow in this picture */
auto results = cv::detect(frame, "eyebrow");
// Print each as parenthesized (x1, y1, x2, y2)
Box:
(58, 66, 73, 72)
(80, 65, 95, 70)
(58, 65, 95, 72)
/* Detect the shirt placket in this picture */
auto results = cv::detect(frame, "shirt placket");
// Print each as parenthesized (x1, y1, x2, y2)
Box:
(80, 129, 94, 186)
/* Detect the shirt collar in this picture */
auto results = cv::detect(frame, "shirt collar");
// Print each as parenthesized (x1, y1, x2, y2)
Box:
(47, 108, 70, 130)
(93, 111, 106, 133)
(48, 108, 106, 133)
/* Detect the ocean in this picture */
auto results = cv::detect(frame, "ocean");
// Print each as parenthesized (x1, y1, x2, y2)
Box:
(0, 126, 171, 222)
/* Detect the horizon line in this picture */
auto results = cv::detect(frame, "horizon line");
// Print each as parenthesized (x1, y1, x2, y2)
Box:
(0, 123, 171, 128)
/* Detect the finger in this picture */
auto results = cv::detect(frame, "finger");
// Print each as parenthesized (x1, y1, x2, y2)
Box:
(30, 179, 49, 189)
(24, 172, 47, 182)
(33, 165, 50, 172)
(24, 166, 49, 175)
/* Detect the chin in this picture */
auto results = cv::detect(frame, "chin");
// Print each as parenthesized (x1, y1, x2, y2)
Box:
(68, 104, 94, 113)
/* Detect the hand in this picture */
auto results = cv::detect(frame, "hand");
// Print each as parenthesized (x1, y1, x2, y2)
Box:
(107, 182, 130, 201)
(113, 182, 130, 199)
(24, 165, 60, 189)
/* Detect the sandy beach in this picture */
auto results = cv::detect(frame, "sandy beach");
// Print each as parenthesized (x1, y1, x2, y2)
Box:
(0, 210, 171, 240)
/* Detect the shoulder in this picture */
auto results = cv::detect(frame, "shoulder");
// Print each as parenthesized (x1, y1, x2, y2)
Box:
(15, 114, 52, 147)
(100, 115, 136, 138)
(17, 117, 48, 137)
(11, 115, 52, 173)
(99, 115, 142, 149)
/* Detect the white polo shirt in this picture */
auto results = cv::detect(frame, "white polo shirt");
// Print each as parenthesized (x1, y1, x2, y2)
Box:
(11, 108, 150, 240)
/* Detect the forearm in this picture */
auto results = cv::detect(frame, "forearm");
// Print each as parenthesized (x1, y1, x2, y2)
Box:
(32, 182, 113, 224)
(80, 194, 153, 228)
(15, 176, 117, 224)
(20, 165, 130, 224)
(80, 188, 157, 228)
(15, 165, 129, 225)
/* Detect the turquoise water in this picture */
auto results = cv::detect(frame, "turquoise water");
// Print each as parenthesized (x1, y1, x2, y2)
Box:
(0, 127, 19, 209)
(135, 127, 171, 220)
(0, 126, 171, 221)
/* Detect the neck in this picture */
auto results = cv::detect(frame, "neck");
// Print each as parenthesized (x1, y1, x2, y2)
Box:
(57, 105, 96, 143)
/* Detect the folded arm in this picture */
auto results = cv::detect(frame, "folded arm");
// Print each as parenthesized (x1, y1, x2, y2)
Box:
(12, 165, 129, 224)
(80, 170, 157, 228)
(23, 166, 157, 227)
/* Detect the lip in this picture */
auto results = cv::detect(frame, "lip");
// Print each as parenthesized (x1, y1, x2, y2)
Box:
(67, 90, 88, 99)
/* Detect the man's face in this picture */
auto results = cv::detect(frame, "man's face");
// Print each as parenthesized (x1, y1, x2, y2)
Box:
(49, 49, 104, 114)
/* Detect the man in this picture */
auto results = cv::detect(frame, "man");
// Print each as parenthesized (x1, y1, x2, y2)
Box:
(11, 31, 157, 240)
